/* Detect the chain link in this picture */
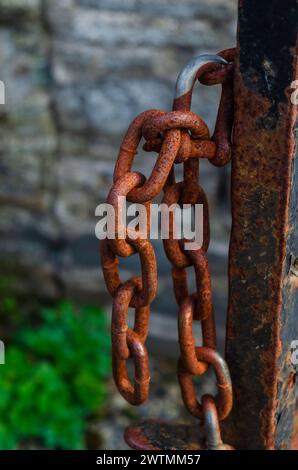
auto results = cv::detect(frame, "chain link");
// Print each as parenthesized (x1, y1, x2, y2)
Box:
(100, 48, 235, 446)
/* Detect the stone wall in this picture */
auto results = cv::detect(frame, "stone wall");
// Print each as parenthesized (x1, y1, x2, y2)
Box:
(0, 0, 237, 308)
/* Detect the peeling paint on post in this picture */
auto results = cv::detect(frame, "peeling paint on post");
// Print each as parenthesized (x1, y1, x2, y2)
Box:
(223, 0, 298, 450)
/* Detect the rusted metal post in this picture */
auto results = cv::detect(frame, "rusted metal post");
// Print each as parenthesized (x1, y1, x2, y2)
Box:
(224, 0, 298, 450)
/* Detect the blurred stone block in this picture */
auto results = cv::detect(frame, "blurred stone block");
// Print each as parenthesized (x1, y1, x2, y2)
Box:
(0, 0, 40, 25)
(0, 0, 236, 306)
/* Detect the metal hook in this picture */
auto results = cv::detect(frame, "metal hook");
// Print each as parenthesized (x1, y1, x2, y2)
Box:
(175, 53, 228, 99)
(202, 394, 235, 450)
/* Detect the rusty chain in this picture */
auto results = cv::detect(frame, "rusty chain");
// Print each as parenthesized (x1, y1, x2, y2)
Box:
(100, 47, 235, 449)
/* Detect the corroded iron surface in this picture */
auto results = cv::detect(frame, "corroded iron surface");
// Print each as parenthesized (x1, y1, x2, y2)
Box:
(223, 0, 298, 450)
(124, 419, 205, 451)
(290, 411, 298, 450)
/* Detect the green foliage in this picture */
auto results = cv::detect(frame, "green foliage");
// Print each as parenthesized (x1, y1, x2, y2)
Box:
(0, 301, 111, 449)
(0, 275, 23, 332)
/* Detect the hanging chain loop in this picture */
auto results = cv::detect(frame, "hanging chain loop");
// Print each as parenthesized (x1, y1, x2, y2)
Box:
(100, 48, 235, 446)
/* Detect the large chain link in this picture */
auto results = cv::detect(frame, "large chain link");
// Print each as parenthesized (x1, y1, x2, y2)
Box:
(100, 48, 235, 448)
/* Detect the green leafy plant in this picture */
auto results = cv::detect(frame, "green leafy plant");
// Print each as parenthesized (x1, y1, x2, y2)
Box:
(0, 275, 22, 333)
(0, 301, 111, 449)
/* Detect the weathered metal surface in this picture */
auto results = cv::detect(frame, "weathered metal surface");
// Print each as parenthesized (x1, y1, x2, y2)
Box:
(291, 411, 298, 450)
(125, 399, 235, 451)
(223, 0, 298, 450)
(124, 419, 205, 451)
